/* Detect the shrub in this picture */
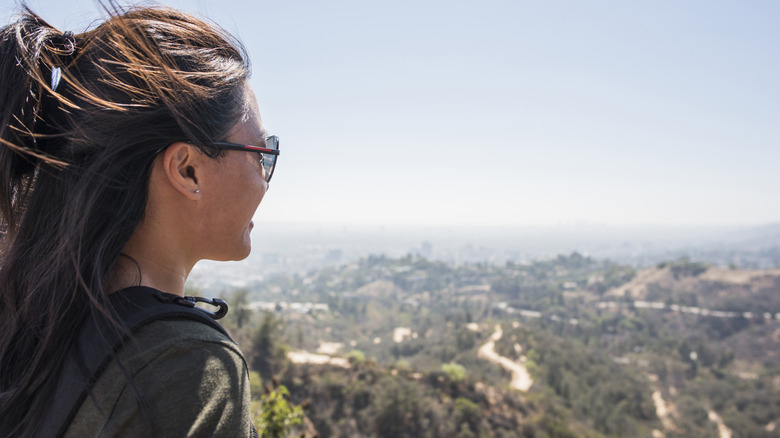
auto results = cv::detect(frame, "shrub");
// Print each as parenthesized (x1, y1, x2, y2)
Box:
(442, 362, 466, 382)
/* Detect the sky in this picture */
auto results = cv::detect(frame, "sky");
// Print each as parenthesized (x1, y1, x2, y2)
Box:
(5, 0, 780, 228)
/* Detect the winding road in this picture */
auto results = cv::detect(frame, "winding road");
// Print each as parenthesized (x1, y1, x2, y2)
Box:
(477, 325, 533, 391)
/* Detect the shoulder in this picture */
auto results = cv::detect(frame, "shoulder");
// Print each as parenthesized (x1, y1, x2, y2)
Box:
(131, 318, 245, 362)
(65, 319, 253, 438)
(128, 318, 249, 391)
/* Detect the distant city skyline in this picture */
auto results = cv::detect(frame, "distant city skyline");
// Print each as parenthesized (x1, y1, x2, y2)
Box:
(188, 221, 780, 291)
(6, 0, 780, 227)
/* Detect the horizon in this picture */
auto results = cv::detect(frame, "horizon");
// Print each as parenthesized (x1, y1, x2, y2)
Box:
(189, 219, 780, 293)
(248, 219, 780, 230)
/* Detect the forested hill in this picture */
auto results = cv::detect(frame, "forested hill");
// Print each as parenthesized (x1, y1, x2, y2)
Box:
(212, 254, 780, 437)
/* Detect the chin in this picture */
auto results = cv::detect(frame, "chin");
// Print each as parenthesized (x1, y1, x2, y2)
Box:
(236, 241, 252, 260)
(209, 241, 252, 262)
(227, 243, 252, 261)
(235, 248, 251, 261)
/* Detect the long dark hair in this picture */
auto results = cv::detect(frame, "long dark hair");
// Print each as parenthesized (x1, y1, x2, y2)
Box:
(0, 4, 250, 436)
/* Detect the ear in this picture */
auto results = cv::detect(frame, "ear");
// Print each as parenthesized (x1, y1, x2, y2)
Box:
(160, 142, 203, 200)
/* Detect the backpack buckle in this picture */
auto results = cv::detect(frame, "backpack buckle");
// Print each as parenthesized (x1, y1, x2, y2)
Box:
(178, 296, 229, 320)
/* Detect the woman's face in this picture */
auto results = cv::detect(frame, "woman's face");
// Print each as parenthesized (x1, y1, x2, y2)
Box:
(199, 85, 269, 261)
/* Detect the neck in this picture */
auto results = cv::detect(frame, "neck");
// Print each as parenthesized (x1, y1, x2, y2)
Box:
(107, 254, 189, 296)
(107, 225, 194, 296)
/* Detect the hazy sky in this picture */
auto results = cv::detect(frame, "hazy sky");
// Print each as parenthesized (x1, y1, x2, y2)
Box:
(6, 0, 780, 227)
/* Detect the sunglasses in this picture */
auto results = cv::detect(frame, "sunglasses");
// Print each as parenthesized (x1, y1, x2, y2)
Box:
(213, 135, 280, 182)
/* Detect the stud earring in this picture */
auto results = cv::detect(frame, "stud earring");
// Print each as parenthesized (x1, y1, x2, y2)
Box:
(195, 189, 200, 193)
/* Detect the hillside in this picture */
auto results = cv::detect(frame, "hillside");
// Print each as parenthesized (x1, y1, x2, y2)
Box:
(214, 255, 780, 437)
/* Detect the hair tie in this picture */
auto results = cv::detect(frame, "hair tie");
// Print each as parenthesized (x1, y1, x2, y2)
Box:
(50, 67, 62, 92)
(61, 31, 76, 57)
(50, 31, 75, 92)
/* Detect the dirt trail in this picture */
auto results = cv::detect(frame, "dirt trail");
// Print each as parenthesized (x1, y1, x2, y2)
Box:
(708, 410, 733, 438)
(652, 390, 675, 431)
(650, 384, 732, 438)
(477, 325, 533, 391)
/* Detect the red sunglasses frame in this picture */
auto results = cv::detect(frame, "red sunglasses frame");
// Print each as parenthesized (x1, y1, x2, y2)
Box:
(213, 135, 280, 182)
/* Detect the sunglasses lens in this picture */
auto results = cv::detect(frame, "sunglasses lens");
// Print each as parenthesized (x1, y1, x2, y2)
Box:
(264, 136, 279, 182)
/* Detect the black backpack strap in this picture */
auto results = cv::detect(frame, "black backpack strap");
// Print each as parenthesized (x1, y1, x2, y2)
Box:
(38, 286, 231, 438)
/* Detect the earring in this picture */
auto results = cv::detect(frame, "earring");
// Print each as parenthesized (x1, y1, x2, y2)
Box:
(195, 189, 200, 193)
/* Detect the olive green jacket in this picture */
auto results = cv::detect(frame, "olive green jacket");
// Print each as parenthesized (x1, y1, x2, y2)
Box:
(64, 319, 253, 437)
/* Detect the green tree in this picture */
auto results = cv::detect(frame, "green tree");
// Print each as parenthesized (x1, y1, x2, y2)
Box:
(229, 288, 252, 329)
(249, 370, 264, 399)
(345, 350, 366, 364)
(251, 312, 282, 380)
(455, 328, 476, 351)
(454, 397, 480, 431)
(442, 362, 466, 383)
(373, 376, 423, 438)
(253, 381, 304, 438)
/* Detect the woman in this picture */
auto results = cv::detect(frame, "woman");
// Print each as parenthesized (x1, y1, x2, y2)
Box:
(0, 4, 277, 437)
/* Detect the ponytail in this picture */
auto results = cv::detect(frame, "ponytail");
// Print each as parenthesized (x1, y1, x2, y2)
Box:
(0, 9, 73, 233)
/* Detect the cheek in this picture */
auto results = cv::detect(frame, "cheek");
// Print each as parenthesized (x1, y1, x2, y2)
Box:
(204, 184, 250, 229)
(219, 156, 266, 223)
(247, 167, 268, 206)
(232, 174, 267, 224)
